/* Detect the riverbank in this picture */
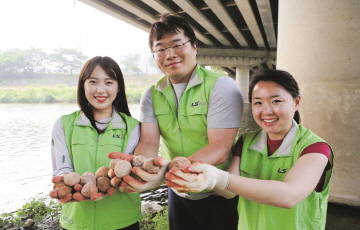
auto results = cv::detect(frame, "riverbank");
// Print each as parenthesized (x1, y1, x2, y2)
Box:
(2, 200, 359, 230)
(0, 85, 145, 104)
(0, 186, 169, 230)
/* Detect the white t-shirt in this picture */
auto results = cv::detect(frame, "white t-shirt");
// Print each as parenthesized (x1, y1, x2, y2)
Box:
(140, 73, 244, 199)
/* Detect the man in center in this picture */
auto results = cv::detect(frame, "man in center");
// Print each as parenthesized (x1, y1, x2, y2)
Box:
(115, 13, 244, 230)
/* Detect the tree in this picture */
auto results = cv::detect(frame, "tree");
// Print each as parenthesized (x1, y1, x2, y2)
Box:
(148, 55, 159, 72)
(23, 48, 48, 73)
(0, 49, 26, 75)
(0, 48, 49, 78)
(120, 53, 143, 74)
(50, 48, 87, 74)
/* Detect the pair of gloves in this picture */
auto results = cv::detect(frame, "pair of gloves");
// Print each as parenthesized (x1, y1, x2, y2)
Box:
(165, 162, 230, 192)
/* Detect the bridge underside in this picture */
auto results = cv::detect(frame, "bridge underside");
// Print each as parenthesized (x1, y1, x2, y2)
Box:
(78, 0, 278, 77)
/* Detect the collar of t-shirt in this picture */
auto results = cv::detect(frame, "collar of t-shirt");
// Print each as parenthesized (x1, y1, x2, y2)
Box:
(172, 83, 188, 108)
(95, 117, 111, 131)
(267, 139, 284, 156)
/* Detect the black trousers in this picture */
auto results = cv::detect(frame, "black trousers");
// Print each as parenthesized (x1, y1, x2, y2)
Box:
(117, 221, 139, 230)
(168, 188, 239, 230)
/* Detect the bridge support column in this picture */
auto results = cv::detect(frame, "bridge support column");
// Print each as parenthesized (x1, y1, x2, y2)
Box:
(235, 66, 249, 103)
(277, 0, 360, 206)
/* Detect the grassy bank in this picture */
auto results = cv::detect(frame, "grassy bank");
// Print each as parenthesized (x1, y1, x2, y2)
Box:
(0, 72, 163, 104)
(0, 84, 147, 104)
(0, 196, 169, 230)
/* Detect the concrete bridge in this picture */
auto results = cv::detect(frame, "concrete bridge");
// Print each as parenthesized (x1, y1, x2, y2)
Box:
(79, 0, 360, 208)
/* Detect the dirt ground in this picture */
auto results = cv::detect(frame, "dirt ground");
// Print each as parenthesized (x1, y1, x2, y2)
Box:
(326, 202, 360, 230)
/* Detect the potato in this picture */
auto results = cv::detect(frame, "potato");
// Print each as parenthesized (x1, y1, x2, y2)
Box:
(132, 155, 146, 167)
(168, 157, 191, 170)
(53, 182, 72, 199)
(81, 182, 98, 198)
(80, 172, 96, 185)
(114, 160, 132, 178)
(97, 177, 111, 192)
(95, 166, 110, 178)
(64, 172, 81, 186)
(109, 158, 122, 169)
(143, 158, 160, 174)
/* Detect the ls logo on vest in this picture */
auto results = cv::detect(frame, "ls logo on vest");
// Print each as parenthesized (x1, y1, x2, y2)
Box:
(277, 168, 288, 173)
(113, 134, 125, 140)
(191, 101, 206, 107)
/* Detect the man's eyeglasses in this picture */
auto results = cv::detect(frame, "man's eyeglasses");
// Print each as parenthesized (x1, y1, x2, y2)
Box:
(153, 40, 191, 57)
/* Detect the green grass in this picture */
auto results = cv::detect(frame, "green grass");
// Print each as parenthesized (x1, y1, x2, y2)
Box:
(140, 206, 169, 230)
(0, 85, 149, 104)
(0, 72, 163, 104)
(0, 197, 62, 229)
(0, 196, 169, 230)
(0, 85, 76, 103)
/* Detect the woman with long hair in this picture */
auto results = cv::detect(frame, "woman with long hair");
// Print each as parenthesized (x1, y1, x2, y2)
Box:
(50, 56, 141, 230)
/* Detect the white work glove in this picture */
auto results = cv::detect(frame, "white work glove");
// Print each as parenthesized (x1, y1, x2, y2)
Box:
(120, 156, 170, 193)
(165, 162, 229, 193)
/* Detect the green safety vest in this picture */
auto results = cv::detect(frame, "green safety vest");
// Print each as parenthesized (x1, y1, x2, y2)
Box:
(59, 111, 141, 230)
(238, 123, 333, 230)
(151, 65, 231, 172)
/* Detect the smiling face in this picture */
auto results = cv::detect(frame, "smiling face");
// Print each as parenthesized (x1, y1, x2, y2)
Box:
(251, 81, 301, 140)
(152, 30, 197, 84)
(84, 65, 119, 119)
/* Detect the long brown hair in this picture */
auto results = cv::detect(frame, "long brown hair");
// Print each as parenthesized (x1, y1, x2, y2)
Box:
(77, 56, 130, 133)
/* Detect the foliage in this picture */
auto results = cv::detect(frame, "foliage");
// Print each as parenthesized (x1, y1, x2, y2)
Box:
(49, 48, 87, 74)
(151, 206, 169, 230)
(210, 66, 227, 75)
(0, 71, 163, 104)
(24, 48, 49, 73)
(0, 196, 168, 230)
(148, 55, 158, 71)
(0, 212, 22, 228)
(120, 53, 143, 74)
(0, 85, 77, 103)
(0, 47, 87, 79)
(16, 197, 61, 223)
(139, 206, 169, 230)
(0, 197, 62, 229)
(0, 85, 153, 104)
(126, 87, 146, 103)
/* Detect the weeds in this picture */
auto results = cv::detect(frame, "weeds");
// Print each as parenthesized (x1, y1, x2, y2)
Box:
(0, 197, 62, 229)
(0, 196, 168, 230)
(139, 206, 169, 230)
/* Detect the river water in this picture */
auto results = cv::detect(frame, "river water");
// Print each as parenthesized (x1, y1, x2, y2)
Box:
(0, 103, 165, 214)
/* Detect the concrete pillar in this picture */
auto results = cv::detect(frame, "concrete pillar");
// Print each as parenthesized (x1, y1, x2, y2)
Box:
(236, 66, 249, 103)
(277, 1, 360, 206)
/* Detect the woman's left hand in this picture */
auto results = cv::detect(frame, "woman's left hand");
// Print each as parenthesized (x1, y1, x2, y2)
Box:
(165, 162, 230, 193)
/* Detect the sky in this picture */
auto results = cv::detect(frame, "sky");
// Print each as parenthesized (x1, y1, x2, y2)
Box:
(0, 0, 152, 62)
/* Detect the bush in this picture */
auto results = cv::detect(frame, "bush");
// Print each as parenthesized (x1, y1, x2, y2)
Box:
(139, 206, 169, 230)
(0, 197, 62, 229)
(0, 196, 168, 230)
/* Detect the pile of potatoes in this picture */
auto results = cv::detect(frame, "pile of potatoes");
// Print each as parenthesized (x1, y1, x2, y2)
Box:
(50, 155, 185, 201)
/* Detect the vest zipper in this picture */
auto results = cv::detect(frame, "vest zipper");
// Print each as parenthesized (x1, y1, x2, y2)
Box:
(94, 133, 101, 229)
(177, 100, 184, 156)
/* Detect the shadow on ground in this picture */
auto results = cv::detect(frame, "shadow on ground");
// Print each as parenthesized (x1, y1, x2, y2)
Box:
(326, 202, 360, 230)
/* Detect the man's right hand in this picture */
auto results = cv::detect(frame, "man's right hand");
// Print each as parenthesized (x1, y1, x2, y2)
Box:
(119, 156, 170, 193)
(108, 152, 135, 162)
